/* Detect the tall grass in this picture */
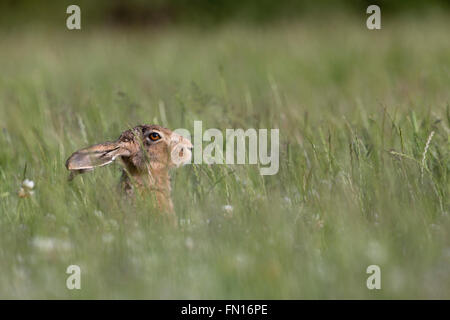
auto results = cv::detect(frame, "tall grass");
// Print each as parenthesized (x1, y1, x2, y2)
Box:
(0, 14, 449, 298)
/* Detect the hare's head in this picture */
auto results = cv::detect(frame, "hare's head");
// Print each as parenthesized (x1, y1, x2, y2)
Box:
(66, 125, 193, 176)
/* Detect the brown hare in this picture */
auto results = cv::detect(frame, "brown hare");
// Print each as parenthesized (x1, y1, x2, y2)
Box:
(65, 125, 193, 224)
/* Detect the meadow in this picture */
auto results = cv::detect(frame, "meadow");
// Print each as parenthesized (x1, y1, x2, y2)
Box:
(0, 13, 449, 299)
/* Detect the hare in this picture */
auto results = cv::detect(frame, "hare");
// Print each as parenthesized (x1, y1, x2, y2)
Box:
(65, 125, 193, 223)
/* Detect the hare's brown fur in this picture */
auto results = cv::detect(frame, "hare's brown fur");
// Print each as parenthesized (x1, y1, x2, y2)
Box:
(66, 124, 193, 223)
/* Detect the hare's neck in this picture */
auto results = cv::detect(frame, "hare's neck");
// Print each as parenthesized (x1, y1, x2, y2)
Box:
(149, 169, 176, 226)
(145, 166, 170, 189)
(121, 167, 174, 213)
(148, 167, 173, 212)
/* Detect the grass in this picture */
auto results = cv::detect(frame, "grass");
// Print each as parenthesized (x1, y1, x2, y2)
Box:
(0, 13, 449, 299)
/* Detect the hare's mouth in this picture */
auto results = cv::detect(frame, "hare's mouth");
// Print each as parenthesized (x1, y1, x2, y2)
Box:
(169, 132, 193, 167)
(171, 144, 192, 167)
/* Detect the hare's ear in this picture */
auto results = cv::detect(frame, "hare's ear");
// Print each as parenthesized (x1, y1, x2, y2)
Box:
(65, 141, 131, 172)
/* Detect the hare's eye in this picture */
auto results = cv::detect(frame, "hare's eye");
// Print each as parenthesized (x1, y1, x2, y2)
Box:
(149, 132, 161, 141)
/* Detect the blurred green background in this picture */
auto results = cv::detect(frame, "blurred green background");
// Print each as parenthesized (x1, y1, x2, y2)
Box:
(1, 0, 449, 28)
(0, 1, 449, 299)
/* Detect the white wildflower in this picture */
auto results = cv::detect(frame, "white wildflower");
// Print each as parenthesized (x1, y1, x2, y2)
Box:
(222, 205, 233, 213)
(32, 237, 72, 252)
(22, 179, 35, 190)
(93, 210, 104, 218)
(18, 179, 35, 198)
(222, 205, 234, 218)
